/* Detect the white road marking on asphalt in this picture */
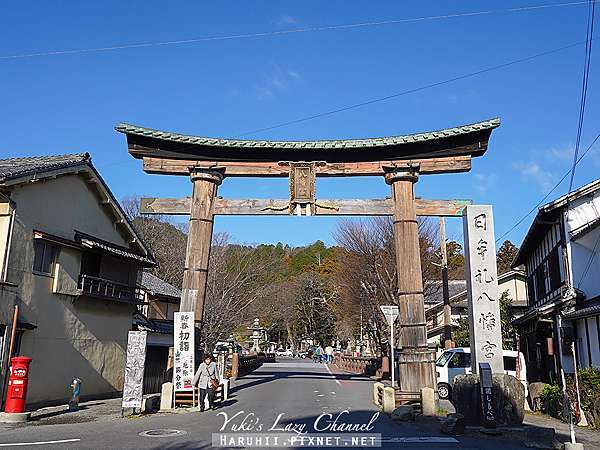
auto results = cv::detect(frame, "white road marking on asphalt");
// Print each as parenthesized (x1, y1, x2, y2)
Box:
(324, 364, 342, 385)
(0, 438, 81, 447)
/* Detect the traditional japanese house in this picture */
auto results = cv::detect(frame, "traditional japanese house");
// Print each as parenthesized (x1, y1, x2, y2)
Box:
(513, 178, 600, 384)
(0, 153, 155, 406)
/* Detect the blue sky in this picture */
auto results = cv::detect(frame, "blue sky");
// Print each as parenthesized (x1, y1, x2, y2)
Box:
(1, 1, 599, 247)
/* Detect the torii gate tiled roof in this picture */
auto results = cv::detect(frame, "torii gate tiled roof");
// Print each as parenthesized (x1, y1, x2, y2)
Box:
(116, 118, 500, 163)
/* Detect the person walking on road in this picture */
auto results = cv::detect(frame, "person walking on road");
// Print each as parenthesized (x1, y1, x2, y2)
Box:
(315, 345, 324, 363)
(193, 354, 219, 411)
(325, 345, 334, 363)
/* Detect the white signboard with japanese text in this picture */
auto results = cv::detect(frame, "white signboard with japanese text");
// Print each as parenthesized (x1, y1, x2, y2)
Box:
(463, 205, 504, 374)
(122, 331, 147, 409)
(173, 312, 195, 392)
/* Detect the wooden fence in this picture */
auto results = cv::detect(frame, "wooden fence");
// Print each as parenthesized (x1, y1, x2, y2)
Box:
(174, 383, 228, 408)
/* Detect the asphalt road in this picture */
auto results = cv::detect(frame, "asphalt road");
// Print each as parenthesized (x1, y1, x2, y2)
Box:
(0, 359, 549, 449)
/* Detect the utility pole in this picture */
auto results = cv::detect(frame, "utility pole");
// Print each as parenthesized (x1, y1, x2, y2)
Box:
(439, 218, 452, 349)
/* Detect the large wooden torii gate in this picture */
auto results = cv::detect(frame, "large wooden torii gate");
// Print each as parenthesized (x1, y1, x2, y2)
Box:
(117, 117, 500, 392)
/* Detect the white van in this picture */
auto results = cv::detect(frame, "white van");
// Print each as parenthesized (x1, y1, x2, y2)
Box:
(435, 347, 527, 399)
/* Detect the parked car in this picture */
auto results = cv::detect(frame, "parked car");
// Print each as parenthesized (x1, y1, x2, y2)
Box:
(212, 341, 242, 357)
(275, 348, 293, 357)
(435, 347, 528, 400)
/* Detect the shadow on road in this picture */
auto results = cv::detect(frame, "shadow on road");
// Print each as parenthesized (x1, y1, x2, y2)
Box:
(29, 402, 104, 422)
(233, 368, 372, 394)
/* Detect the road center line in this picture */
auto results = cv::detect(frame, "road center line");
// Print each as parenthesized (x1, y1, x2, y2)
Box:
(324, 363, 342, 385)
(0, 438, 81, 447)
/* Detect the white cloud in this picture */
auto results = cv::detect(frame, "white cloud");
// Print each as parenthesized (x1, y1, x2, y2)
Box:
(550, 146, 575, 162)
(275, 14, 297, 27)
(473, 172, 497, 194)
(255, 64, 301, 101)
(515, 161, 557, 191)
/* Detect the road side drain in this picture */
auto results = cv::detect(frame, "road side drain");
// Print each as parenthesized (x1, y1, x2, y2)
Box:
(139, 429, 187, 438)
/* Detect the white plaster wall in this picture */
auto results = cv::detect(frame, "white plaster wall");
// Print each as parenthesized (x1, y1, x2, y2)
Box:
(573, 316, 600, 369)
(513, 276, 528, 303)
(568, 227, 600, 299)
(585, 317, 600, 368)
(565, 192, 600, 299)
(10, 175, 130, 247)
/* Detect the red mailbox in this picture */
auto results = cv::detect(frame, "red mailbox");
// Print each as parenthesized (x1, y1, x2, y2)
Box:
(5, 356, 32, 413)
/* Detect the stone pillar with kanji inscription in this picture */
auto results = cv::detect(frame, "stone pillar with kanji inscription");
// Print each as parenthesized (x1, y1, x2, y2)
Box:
(180, 169, 224, 322)
(385, 169, 436, 391)
(463, 205, 504, 374)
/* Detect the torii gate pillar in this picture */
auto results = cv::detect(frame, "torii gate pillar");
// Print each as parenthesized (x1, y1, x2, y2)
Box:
(180, 169, 224, 321)
(385, 169, 436, 391)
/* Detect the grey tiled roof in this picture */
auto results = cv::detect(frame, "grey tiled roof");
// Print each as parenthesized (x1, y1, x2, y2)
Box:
(424, 280, 467, 304)
(115, 118, 500, 150)
(0, 153, 90, 183)
(140, 272, 181, 299)
(563, 298, 600, 320)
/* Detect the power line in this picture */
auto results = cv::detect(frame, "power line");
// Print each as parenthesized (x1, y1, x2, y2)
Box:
(495, 132, 600, 243)
(234, 40, 585, 138)
(94, 34, 592, 168)
(496, 1, 596, 245)
(0, 1, 589, 61)
(105, 38, 592, 166)
(564, 0, 596, 290)
(568, 0, 596, 193)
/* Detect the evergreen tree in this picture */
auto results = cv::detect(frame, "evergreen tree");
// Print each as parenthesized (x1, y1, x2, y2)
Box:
(497, 240, 519, 275)
(446, 240, 465, 279)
